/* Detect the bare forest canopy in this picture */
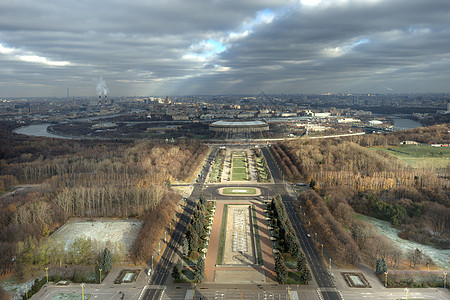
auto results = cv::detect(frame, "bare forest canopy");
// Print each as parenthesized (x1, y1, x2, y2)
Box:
(272, 124, 450, 267)
(0, 122, 208, 274)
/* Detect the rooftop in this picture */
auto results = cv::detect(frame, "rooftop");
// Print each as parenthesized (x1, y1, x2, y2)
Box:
(211, 120, 267, 127)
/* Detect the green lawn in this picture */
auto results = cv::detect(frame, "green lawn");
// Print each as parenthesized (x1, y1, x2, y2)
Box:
(232, 167, 247, 174)
(180, 269, 195, 283)
(232, 157, 247, 168)
(217, 205, 228, 264)
(222, 188, 257, 195)
(251, 204, 263, 265)
(369, 145, 450, 169)
(287, 271, 304, 284)
(232, 171, 248, 181)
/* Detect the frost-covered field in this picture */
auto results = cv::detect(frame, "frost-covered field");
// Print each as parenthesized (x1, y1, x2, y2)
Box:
(365, 216, 450, 270)
(49, 219, 142, 252)
(1, 278, 35, 300)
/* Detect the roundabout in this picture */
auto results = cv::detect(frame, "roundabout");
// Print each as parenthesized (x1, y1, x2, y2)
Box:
(219, 187, 261, 196)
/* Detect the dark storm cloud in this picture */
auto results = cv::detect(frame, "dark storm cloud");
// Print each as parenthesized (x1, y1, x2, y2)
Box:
(0, 0, 449, 96)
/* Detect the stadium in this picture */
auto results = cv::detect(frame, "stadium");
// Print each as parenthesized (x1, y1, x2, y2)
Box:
(209, 120, 269, 139)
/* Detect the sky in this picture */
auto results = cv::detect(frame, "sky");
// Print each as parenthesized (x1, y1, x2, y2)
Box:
(1, 0, 450, 97)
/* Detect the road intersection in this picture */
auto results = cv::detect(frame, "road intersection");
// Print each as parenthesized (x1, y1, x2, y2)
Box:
(32, 145, 449, 300)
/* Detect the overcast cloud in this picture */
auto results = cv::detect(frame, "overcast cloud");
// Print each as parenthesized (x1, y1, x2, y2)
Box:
(1, 0, 449, 97)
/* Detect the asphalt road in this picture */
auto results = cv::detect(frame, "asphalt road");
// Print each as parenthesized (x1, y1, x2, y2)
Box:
(142, 147, 218, 300)
(261, 147, 342, 300)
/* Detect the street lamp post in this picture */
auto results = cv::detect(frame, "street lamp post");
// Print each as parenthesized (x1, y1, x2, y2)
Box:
(192, 283, 196, 300)
(81, 283, 85, 300)
(384, 271, 388, 287)
(45, 266, 48, 283)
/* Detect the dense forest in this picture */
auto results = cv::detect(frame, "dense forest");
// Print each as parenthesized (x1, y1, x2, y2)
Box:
(0, 122, 207, 279)
(272, 124, 450, 267)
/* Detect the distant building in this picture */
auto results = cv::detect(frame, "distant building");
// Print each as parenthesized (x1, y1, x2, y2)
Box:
(338, 118, 360, 123)
(368, 120, 383, 125)
(209, 120, 269, 139)
(401, 141, 419, 145)
(313, 112, 331, 117)
(210, 120, 269, 133)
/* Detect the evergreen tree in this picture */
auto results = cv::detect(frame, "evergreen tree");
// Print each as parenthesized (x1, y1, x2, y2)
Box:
(296, 253, 307, 272)
(297, 253, 311, 283)
(189, 231, 199, 253)
(171, 260, 183, 280)
(274, 254, 288, 284)
(285, 231, 299, 257)
(182, 239, 189, 257)
(100, 248, 113, 273)
(299, 266, 312, 283)
(375, 258, 388, 274)
(193, 257, 205, 282)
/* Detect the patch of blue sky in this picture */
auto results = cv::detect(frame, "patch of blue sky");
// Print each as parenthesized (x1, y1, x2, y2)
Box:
(351, 38, 369, 48)
(184, 8, 275, 62)
(206, 39, 226, 53)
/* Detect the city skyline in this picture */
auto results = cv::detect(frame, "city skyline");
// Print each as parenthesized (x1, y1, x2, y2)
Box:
(1, 0, 450, 97)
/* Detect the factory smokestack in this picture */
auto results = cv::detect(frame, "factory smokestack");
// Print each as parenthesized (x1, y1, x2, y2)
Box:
(94, 77, 109, 108)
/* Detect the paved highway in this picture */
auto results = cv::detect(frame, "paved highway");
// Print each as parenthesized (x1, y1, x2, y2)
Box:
(262, 147, 342, 300)
(142, 147, 218, 300)
(144, 145, 341, 299)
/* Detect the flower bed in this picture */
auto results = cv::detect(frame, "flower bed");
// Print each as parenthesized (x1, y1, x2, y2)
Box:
(114, 269, 140, 284)
(341, 272, 371, 288)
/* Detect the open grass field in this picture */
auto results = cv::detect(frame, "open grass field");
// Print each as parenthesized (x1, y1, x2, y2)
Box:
(222, 188, 257, 195)
(232, 167, 247, 174)
(231, 172, 248, 181)
(217, 204, 228, 264)
(231, 153, 249, 181)
(232, 157, 247, 168)
(46, 219, 142, 253)
(370, 145, 450, 169)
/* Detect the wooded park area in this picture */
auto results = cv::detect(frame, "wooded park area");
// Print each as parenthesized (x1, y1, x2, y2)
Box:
(0, 122, 208, 279)
(271, 124, 450, 268)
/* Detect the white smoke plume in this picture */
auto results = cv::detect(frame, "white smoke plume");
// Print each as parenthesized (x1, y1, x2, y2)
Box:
(94, 77, 109, 96)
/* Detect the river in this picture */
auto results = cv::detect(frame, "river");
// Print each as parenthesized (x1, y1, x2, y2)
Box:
(363, 215, 450, 270)
(12, 114, 424, 139)
(389, 115, 422, 130)
(12, 113, 126, 139)
(12, 123, 74, 139)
